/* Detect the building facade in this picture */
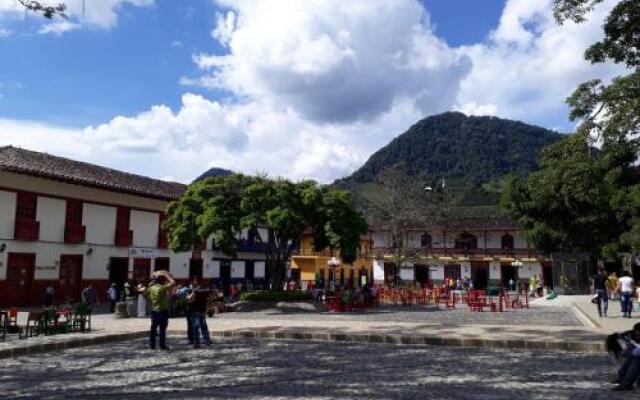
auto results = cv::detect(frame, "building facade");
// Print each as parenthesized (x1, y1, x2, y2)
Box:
(371, 217, 552, 289)
(291, 232, 374, 288)
(0, 146, 266, 306)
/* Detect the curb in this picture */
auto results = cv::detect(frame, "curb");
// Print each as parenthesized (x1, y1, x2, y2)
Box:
(571, 304, 601, 329)
(0, 331, 147, 360)
(175, 328, 605, 353)
(0, 327, 605, 358)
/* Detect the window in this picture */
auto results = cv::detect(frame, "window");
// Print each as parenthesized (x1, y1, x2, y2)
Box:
(116, 207, 130, 230)
(65, 199, 83, 225)
(16, 192, 37, 220)
(420, 233, 432, 249)
(501, 233, 514, 250)
(454, 232, 477, 250)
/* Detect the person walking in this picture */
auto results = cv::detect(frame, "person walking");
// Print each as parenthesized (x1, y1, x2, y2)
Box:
(107, 283, 118, 313)
(139, 270, 175, 350)
(608, 272, 619, 300)
(187, 278, 212, 348)
(592, 266, 609, 317)
(617, 271, 635, 318)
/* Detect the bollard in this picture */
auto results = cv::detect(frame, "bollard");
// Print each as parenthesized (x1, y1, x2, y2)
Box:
(114, 301, 129, 318)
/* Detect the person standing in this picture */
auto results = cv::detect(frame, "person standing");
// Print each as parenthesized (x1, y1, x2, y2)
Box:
(592, 266, 609, 318)
(617, 271, 635, 318)
(136, 281, 148, 318)
(187, 278, 212, 348)
(175, 282, 194, 344)
(107, 283, 118, 313)
(81, 283, 98, 309)
(139, 270, 175, 350)
(43, 285, 55, 307)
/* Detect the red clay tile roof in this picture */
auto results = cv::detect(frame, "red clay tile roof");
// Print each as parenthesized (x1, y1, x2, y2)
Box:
(371, 215, 522, 232)
(0, 146, 186, 201)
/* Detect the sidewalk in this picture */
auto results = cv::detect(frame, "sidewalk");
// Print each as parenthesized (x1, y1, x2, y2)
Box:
(1, 302, 610, 358)
(563, 294, 639, 333)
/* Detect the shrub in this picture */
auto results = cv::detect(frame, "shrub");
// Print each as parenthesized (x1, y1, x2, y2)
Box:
(240, 291, 313, 302)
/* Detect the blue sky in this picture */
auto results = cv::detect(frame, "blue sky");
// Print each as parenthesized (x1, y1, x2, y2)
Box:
(0, 0, 505, 127)
(0, 0, 622, 182)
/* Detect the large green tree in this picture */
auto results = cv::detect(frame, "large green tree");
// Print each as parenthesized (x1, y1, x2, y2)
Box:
(503, 0, 640, 258)
(164, 174, 368, 289)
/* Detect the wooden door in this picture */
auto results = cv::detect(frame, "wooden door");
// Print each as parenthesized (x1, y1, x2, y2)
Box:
(59, 255, 83, 302)
(133, 258, 151, 283)
(7, 253, 36, 305)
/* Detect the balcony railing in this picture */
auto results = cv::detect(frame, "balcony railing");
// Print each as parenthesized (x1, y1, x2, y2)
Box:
(14, 219, 40, 241)
(64, 224, 86, 244)
(115, 228, 133, 247)
(373, 246, 540, 259)
(237, 239, 267, 253)
(157, 230, 169, 249)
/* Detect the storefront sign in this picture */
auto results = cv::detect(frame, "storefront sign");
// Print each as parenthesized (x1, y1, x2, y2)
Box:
(129, 247, 157, 259)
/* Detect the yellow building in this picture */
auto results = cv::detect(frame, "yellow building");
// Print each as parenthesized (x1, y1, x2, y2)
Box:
(291, 232, 374, 287)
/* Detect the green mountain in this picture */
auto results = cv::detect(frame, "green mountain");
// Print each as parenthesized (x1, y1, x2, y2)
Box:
(334, 112, 562, 216)
(194, 167, 234, 182)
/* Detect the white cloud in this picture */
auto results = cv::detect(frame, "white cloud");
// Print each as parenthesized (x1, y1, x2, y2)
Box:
(0, 27, 11, 37)
(0, 0, 629, 184)
(38, 21, 81, 35)
(194, 0, 470, 123)
(456, 0, 625, 124)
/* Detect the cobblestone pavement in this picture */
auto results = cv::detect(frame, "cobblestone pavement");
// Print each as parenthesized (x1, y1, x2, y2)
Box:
(0, 338, 632, 400)
(218, 305, 583, 327)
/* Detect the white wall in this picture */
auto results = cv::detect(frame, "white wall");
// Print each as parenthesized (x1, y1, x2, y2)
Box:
(205, 260, 220, 279)
(254, 261, 265, 278)
(171, 251, 192, 279)
(429, 262, 444, 280)
(0, 190, 16, 239)
(37, 197, 66, 243)
(489, 261, 501, 280)
(517, 262, 542, 279)
(231, 261, 245, 278)
(131, 210, 159, 248)
(84, 203, 116, 245)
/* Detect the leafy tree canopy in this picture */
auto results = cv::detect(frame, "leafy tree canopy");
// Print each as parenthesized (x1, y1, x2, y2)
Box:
(164, 174, 368, 288)
(504, 0, 640, 259)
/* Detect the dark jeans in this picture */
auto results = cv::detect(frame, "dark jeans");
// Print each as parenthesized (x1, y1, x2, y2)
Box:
(185, 309, 194, 343)
(149, 310, 169, 349)
(618, 354, 640, 388)
(109, 300, 116, 313)
(595, 289, 608, 316)
(620, 292, 633, 316)
(191, 312, 211, 345)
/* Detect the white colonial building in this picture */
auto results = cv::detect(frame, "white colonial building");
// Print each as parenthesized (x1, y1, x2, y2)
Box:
(0, 146, 266, 306)
(371, 217, 551, 289)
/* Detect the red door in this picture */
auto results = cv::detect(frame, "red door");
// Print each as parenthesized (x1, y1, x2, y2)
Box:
(6, 253, 36, 305)
(133, 258, 151, 283)
(59, 255, 83, 302)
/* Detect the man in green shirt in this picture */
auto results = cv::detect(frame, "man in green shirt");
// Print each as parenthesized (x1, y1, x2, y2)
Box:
(140, 270, 175, 350)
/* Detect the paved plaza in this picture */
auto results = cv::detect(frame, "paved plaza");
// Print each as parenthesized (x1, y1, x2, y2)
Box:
(218, 304, 584, 327)
(0, 337, 632, 400)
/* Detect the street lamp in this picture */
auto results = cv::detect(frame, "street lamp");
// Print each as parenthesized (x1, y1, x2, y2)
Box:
(328, 256, 340, 291)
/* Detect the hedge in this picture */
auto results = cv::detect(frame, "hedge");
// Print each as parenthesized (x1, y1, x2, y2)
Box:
(240, 291, 313, 302)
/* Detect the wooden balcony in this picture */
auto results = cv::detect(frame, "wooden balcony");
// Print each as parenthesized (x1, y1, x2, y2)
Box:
(64, 224, 86, 244)
(115, 228, 133, 247)
(157, 230, 169, 249)
(14, 219, 40, 241)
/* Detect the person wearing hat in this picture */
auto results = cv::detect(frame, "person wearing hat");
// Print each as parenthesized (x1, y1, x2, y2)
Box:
(107, 283, 118, 313)
(138, 270, 176, 350)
